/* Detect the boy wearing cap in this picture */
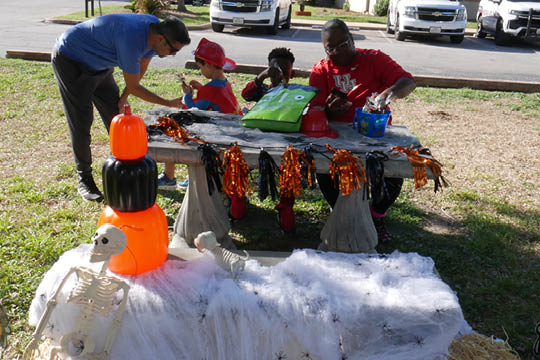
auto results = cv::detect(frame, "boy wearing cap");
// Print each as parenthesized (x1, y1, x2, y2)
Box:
(158, 38, 241, 191)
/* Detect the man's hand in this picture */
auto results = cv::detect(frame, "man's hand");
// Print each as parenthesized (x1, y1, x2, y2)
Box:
(167, 98, 184, 108)
(117, 97, 130, 114)
(325, 92, 351, 119)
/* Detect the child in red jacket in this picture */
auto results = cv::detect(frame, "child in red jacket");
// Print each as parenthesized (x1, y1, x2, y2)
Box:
(158, 38, 241, 191)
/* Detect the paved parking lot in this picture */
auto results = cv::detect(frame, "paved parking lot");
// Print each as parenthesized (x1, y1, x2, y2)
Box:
(1, 0, 539, 82)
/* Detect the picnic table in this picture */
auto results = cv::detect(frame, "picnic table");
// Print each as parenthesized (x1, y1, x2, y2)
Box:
(145, 107, 431, 253)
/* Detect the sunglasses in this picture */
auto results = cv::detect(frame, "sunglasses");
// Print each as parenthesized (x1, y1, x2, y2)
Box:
(324, 39, 351, 54)
(162, 34, 180, 54)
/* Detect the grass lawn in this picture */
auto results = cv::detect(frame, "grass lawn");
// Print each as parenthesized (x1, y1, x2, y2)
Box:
(0, 57, 539, 359)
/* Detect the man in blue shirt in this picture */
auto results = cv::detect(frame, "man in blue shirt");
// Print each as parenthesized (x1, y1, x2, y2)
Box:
(52, 14, 190, 201)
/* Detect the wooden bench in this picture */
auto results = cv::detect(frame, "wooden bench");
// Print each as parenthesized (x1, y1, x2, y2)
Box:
(146, 108, 431, 253)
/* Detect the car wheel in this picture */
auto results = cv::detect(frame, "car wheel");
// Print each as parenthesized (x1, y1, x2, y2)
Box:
(394, 15, 405, 41)
(494, 20, 509, 46)
(211, 23, 224, 33)
(387, 13, 394, 34)
(476, 17, 487, 39)
(450, 34, 464, 44)
(281, 6, 291, 29)
(267, 8, 280, 35)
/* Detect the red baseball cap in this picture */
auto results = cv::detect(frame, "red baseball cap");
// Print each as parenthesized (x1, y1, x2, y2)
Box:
(193, 37, 236, 71)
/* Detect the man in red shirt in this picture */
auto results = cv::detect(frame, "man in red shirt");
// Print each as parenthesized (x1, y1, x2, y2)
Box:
(309, 18, 416, 244)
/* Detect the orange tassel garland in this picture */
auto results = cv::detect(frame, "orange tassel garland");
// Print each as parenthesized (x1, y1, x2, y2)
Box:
(222, 142, 251, 198)
(392, 145, 447, 191)
(325, 144, 368, 197)
(150, 116, 207, 144)
(280, 145, 304, 199)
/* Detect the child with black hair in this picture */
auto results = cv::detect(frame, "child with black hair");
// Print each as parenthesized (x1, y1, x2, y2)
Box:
(241, 47, 295, 102)
(241, 47, 298, 233)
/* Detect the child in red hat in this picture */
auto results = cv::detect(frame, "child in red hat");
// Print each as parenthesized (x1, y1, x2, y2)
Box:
(181, 37, 240, 114)
(159, 39, 245, 218)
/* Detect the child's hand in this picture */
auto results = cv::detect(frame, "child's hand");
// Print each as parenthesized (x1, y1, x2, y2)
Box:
(267, 64, 285, 87)
(182, 82, 193, 95)
(189, 80, 203, 90)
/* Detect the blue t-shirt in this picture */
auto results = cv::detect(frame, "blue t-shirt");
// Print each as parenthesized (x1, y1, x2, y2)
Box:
(56, 14, 158, 74)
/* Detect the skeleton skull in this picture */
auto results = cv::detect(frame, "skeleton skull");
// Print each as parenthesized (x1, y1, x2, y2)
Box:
(90, 224, 127, 263)
(194, 231, 219, 253)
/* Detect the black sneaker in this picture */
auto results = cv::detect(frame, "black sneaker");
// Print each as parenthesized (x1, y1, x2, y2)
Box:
(372, 217, 393, 244)
(77, 176, 104, 202)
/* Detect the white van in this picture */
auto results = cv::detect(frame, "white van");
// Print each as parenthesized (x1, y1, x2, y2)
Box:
(476, 0, 540, 45)
(387, 0, 468, 43)
(209, 0, 292, 34)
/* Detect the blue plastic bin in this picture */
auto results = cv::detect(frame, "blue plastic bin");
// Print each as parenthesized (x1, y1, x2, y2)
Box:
(352, 109, 391, 138)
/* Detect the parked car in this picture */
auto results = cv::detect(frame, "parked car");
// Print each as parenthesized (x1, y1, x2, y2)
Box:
(387, 0, 468, 43)
(209, 0, 292, 34)
(476, 0, 540, 45)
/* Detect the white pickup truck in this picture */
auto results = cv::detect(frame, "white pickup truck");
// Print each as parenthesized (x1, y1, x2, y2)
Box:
(387, 0, 468, 43)
(476, 0, 540, 45)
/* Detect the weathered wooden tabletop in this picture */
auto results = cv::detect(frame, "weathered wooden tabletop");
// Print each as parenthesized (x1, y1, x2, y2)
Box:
(145, 107, 426, 178)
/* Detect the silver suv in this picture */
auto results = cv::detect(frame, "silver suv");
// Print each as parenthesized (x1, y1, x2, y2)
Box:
(210, 0, 292, 34)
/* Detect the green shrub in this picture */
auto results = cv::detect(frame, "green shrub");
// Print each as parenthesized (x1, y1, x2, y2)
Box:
(124, 0, 138, 12)
(137, 0, 170, 15)
(373, 0, 389, 16)
(343, 0, 350, 11)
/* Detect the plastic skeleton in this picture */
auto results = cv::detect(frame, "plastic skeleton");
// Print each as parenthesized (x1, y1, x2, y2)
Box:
(194, 231, 250, 278)
(23, 224, 130, 360)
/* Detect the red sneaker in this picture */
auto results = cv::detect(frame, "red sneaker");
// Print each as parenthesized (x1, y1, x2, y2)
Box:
(275, 196, 295, 232)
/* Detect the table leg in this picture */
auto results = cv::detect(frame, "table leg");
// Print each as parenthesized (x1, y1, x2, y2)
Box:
(170, 164, 235, 250)
(319, 188, 378, 253)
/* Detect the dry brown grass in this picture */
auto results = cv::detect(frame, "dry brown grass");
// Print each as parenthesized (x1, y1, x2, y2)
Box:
(392, 96, 540, 225)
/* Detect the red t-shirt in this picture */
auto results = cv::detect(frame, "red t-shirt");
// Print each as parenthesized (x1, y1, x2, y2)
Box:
(309, 49, 413, 124)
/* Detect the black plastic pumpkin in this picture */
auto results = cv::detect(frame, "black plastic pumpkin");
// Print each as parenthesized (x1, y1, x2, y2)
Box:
(102, 155, 158, 212)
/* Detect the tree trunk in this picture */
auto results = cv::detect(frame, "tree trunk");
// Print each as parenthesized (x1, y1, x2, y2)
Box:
(177, 0, 187, 12)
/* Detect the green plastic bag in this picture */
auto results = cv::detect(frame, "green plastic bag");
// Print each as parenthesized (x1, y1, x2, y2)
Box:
(242, 84, 318, 132)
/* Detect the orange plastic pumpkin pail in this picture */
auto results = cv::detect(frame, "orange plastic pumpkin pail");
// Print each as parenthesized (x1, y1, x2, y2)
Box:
(98, 204, 169, 275)
(109, 105, 148, 160)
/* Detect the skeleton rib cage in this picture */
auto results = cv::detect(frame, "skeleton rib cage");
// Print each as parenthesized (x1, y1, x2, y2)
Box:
(68, 268, 125, 317)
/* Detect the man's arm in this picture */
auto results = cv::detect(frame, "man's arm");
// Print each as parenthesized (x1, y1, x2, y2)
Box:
(118, 58, 183, 112)
(378, 76, 416, 104)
